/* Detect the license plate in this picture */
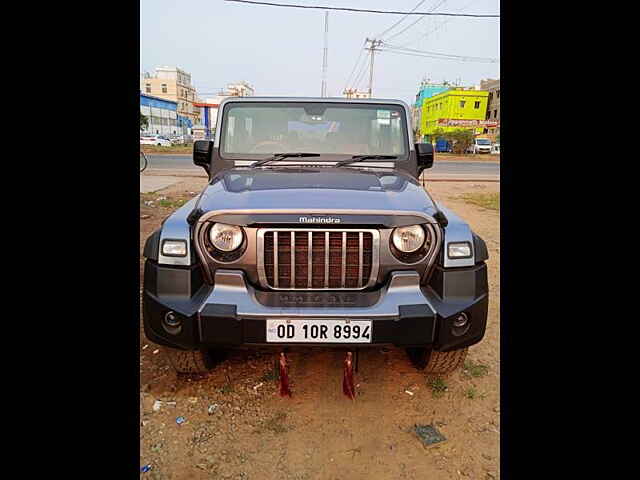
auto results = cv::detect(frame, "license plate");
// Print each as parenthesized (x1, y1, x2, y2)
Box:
(266, 319, 372, 343)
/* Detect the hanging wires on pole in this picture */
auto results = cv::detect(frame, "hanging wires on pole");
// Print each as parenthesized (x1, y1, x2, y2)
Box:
(343, 39, 367, 93)
(224, 1, 499, 18)
(393, 0, 476, 48)
(382, 0, 449, 42)
(375, 0, 429, 39)
(379, 43, 499, 63)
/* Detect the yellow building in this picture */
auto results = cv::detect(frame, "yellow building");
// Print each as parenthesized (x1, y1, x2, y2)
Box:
(420, 88, 489, 138)
(140, 67, 200, 125)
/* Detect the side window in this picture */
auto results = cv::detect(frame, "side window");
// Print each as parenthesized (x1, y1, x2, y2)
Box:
(474, 101, 480, 109)
(460, 100, 466, 108)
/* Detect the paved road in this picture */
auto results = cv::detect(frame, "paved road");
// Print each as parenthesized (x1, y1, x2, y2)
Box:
(146, 154, 500, 177)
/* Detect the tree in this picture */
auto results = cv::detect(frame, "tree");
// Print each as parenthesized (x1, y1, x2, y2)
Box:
(426, 127, 473, 153)
(446, 128, 474, 154)
(428, 127, 447, 144)
(140, 111, 148, 130)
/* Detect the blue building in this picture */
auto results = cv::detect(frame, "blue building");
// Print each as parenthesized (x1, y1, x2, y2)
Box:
(414, 83, 451, 109)
(140, 93, 191, 136)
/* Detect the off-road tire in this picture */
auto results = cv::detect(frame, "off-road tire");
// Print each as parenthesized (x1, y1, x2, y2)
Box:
(162, 347, 215, 374)
(425, 348, 468, 375)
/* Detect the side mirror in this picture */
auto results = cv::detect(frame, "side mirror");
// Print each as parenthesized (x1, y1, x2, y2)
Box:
(415, 143, 434, 172)
(193, 140, 213, 173)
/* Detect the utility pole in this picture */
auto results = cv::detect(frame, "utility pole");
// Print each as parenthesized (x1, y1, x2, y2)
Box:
(365, 38, 383, 97)
(321, 12, 329, 97)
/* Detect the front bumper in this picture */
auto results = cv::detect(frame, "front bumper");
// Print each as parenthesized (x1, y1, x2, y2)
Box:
(143, 264, 488, 352)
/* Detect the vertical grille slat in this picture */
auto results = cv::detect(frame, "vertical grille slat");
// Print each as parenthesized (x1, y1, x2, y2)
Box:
(307, 232, 313, 288)
(358, 232, 363, 288)
(290, 231, 295, 287)
(341, 232, 347, 289)
(259, 229, 378, 290)
(324, 232, 329, 288)
(273, 231, 279, 288)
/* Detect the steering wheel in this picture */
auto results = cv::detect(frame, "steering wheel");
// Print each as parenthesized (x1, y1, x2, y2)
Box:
(249, 141, 288, 154)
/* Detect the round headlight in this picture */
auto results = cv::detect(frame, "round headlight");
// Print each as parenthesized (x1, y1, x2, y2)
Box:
(209, 223, 244, 252)
(392, 225, 426, 253)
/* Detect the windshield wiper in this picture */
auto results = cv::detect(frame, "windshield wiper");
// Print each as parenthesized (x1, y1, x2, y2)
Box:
(251, 152, 320, 168)
(334, 155, 398, 167)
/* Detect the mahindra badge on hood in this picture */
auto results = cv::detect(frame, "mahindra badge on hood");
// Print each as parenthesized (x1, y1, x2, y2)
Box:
(299, 216, 342, 224)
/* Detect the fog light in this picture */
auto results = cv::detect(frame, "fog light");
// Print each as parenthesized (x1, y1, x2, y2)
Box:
(165, 311, 180, 326)
(448, 242, 472, 259)
(453, 313, 468, 328)
(451, 313, 470, 336)
(162, 311, 182, 334)
(162, 240, 187, 257)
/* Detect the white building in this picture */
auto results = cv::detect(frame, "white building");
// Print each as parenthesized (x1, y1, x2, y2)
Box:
(194, 82, 255, 132)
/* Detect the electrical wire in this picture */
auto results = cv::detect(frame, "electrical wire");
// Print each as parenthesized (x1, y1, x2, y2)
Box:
(383, 0, 449, 42)
(351, 50, 372, 91)
(376, 0, 429, 39)
(224, 0, 500, 17)
(379, 47, 498, 63)
(394, 0, 475, 47)
(343, 40, 367, 92)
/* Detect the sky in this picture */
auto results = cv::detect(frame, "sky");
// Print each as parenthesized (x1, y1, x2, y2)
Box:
(140, 0, 500, 106)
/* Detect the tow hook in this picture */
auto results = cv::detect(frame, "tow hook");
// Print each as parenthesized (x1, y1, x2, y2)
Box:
(343, 351, 356, 400)
(278, 352, 292, 397)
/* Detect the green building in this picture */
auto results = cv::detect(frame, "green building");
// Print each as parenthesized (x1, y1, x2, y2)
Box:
(420, 89, 489, 139)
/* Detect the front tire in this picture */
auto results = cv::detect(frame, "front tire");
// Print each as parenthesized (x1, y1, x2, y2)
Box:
(406, 347, 468, 375)
(162, 346, 216, 374)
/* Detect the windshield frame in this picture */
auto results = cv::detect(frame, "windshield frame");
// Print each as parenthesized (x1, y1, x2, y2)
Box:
(217, 100, 411, 162)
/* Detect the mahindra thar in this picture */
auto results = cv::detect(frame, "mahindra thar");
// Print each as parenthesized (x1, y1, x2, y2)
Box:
(142, 97, 489, 398)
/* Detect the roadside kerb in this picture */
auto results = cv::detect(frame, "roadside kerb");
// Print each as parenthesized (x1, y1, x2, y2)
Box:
(140, 175, 185, 193)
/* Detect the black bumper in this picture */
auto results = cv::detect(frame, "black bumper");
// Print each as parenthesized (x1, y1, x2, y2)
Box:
(143, 260, 488, 352)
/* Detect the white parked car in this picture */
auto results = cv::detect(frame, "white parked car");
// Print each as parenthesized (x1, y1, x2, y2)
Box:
(169, 134, 194, 145)
(491, 143, 500, 154)
(140, 134, 172, 147)
(467, 138, 493, 154)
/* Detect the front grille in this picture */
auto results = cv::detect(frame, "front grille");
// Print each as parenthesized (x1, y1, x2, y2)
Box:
(257, 229, 380, 290)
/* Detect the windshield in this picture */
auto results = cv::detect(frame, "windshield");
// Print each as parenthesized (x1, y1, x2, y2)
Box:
(219, 102, 409, 160)
(476, 139, 491, 145)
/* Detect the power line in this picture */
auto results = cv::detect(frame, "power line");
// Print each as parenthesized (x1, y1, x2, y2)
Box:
(376, 0, 428, 39)
(383, 0, 449, 42)
(394, 0, 476, 47)
(224, 0, 500, 17)
(384, 42, 497, 59)
(380, 48, 500, 63)
(343, 40, 367, 92)
(351, 50, 371, 91)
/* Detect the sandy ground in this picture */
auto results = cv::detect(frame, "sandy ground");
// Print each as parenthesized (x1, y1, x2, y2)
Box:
(139, 177, 500, 480)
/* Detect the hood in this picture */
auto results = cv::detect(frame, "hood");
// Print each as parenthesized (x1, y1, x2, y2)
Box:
(195, 167, 437, 218)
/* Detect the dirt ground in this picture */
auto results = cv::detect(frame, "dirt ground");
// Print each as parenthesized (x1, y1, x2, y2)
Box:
(139, 178, 500, 480)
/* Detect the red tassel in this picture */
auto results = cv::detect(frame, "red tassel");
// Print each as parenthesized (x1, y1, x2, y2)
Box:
(278, 352, 292, 398)
(343, 352, 356, 400)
